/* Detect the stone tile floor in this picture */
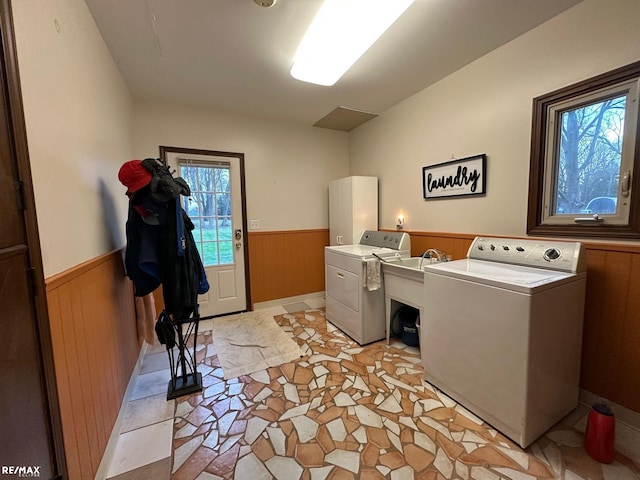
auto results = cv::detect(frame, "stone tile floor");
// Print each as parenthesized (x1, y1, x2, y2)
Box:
(105, 306, 640, 480)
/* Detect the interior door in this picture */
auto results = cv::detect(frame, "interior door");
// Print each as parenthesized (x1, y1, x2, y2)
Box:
(165, 149, 248, 316)
(0, 3, 63, 477)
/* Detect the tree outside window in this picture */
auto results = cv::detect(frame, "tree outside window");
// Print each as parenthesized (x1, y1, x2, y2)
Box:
(180, 164, 234, 265)
(555, 95, 625, 215)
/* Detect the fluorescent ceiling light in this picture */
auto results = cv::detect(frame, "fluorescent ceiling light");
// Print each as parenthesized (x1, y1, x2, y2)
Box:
(290, 0, 415, 87)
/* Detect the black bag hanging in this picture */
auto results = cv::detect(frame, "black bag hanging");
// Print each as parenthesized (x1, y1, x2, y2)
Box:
(154, 310, 176, 348)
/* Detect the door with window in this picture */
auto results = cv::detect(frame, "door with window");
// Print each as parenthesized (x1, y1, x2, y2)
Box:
(164, 147, 248, 316)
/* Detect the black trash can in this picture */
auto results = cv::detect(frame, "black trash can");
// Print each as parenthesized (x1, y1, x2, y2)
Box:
(395, 306, 419, 347)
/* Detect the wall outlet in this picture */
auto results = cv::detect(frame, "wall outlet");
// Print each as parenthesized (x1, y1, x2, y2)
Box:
(249, 220, 260, 230)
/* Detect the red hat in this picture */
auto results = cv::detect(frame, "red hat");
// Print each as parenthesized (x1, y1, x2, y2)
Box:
(118, 159, 152, 194)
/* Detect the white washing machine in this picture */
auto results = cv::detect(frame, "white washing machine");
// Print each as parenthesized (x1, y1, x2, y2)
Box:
(422, 237, 587, 448)
(325, 231, 410, 344)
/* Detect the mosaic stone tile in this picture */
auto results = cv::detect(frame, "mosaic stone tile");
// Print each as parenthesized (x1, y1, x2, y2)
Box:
(156, 308, 640, 480)
(266, 455, 303, 479)
(173, 435, 204, 473)
(234, 452, 271, 479)
(172, 446, 217, 480)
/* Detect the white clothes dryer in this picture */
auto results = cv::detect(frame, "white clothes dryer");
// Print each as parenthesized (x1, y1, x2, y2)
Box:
(325, 231, 410, 344)
(422, 237, 586, 448)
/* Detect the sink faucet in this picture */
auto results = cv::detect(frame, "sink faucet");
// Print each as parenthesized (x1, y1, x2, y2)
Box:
(419, 249, 448, 269)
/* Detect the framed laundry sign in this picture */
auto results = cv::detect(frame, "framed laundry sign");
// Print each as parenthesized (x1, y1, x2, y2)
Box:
(423, 154, 487, 199)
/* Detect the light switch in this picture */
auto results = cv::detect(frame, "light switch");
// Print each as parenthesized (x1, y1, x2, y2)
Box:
(250, 220, 260, 230)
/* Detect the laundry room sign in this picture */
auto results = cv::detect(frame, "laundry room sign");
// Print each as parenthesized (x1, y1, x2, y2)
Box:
(422, 154, 486, 199)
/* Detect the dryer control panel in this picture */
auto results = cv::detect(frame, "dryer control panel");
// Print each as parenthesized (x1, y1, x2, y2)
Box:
(468, 237, 585, 273)
(359, 230, 411, 251)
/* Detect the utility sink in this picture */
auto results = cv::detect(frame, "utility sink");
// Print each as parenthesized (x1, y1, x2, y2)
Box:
(382, 257, 424, 290)
(384, 256, 425, 272)
(382, 257, 425, 344)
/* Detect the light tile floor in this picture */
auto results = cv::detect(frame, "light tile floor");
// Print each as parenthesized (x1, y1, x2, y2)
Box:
(103, 301, 640, 480)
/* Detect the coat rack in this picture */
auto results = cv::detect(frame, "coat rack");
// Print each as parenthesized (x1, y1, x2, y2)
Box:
(159, 308, 221, 400)
(119, 157, 211, 401)
(163, 309, 203, 400)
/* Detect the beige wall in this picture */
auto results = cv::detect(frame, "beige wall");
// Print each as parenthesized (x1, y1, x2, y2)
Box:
(12, 0, 134, 277)
(12, 0, 348, 274)
(132, 100, 349, 231)
(13, 0, 640, 275)
(349, 0, 640, 237)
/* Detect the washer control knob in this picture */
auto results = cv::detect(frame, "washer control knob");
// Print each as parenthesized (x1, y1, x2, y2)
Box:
(516, 246, 524, 252)
(503, 245, 510, 251)
(544, 247, 561, 261)
(478, 245, 484, 251)
(490, 244, 496, 251)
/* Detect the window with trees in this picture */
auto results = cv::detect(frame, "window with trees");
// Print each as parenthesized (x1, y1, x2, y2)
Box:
(527, 61, 640, 239)
(179, 161, 233, 265)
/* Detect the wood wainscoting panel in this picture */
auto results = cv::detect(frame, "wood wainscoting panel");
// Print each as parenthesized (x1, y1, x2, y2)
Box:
(405, 230, 476, 260)
(46, 250, 140, 480)
(247, 229, 329, 305)
(581, 247, 640, 412)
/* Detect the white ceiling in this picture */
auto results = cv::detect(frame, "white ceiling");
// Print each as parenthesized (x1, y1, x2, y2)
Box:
(85, 0, 582, 129)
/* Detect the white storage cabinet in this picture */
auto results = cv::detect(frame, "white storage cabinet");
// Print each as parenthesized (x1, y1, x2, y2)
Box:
(329, 176, 378, 246)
